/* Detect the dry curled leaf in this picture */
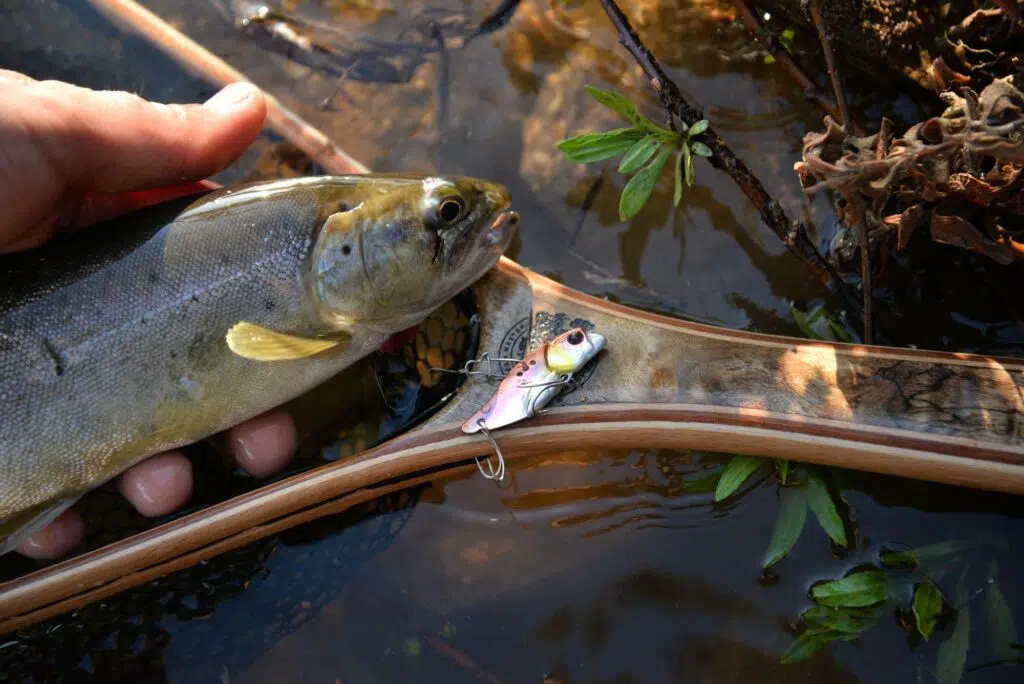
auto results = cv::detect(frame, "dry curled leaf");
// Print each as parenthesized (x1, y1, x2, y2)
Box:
(930, 213, 1019, 264)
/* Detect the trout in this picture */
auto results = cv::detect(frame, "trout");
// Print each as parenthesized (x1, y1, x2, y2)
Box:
(0, 173, 518, 555)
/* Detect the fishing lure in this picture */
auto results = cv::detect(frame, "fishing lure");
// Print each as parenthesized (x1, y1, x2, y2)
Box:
(460, 327, 607, 480)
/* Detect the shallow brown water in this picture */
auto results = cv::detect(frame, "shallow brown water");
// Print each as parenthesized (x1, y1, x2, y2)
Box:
(1, 0, 1023, 682)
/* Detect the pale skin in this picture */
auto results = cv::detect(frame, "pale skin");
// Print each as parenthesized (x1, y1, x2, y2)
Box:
(0, 71, 297, 559)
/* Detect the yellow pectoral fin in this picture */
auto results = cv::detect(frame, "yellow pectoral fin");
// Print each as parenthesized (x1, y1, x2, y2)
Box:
(226, 322, 348, 361)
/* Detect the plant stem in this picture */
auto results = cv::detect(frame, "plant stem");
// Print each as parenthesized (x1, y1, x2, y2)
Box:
(596, 0, 878, 341)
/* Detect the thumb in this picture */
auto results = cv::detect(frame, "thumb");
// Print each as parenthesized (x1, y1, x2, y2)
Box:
(26, 80, 268, 194)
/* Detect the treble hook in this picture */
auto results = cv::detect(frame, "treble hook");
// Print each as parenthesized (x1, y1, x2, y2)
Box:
(474, 419, 506, 481)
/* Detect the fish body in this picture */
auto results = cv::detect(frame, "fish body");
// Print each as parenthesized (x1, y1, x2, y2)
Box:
(462, 327, 606, 434)
(0, 173, 516, 555)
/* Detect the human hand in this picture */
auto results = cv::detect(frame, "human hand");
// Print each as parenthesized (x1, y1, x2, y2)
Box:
(0, 70, 299, 559)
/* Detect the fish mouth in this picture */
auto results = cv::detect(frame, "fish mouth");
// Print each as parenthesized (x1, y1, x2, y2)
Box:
(484, 209, 519, 248)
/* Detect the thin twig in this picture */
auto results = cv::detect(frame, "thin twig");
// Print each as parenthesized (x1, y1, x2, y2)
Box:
(730, 0, 865, 133)
(803, 0, 851, 130)
(597, 0, 879, 341)
(804, 0, 871, 343)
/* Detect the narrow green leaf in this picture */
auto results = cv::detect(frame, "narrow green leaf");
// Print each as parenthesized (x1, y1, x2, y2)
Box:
(685, 147, 695, 187)
(618, 146, 671, 221)
(936, 567, 971, 684)
(618, 136, 661, 173)
(805, 473, 847, 546)
(781, 629, 841, 664)
(913, 579, 943, 641)
(584, 85, 648, 128)
(762, 487, 808, 568)
(811, 570, 889, 607)
(672, 149, 683, 207)
(690, 141, 713, 157)
(987, 560, 1018, 660)
(777, 459, 791, 485)
(800, 605, 876, 635)
(713, 455, 765, 502)
(764, 53, 777, 64)
(879, 549, 919, 570)
(688, 119, 709, 136)
(557, 128, 647, 163)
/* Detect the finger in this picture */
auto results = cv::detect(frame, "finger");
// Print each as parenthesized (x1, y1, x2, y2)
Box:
(226, 409, 297, 478)
(117, 451, 194, 517)
(18, 80, 267, 195)
(69, 179, 224, 229)
(0, 69, 36, 84)
(15, 509, 85, 560)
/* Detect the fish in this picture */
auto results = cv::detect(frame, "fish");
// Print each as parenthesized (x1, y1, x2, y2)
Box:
(462, 327, 606, 434)
(0, 173, 518, 556)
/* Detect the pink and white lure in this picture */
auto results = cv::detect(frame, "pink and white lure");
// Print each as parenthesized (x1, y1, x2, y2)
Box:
(463, 327, 606, 435)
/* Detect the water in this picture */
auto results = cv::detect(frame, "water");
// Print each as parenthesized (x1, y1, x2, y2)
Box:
(0, 0, 1022, 682)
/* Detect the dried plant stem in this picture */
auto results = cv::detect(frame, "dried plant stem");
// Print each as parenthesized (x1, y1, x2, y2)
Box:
(597, 0, 875, 339)
(731, 0, 846, 129)
(804, 0, 872, 343)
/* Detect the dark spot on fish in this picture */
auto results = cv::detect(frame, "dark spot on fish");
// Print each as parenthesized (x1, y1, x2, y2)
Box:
(516, 371, 523, 377)
(337, 200, 353, 213)
(148, 271, 159, 284)
(219, 254, 230, 266)
(169, 351, 177, 360)
(264, 299, 276, 311)
(341, 245, 352, 256)
(42, 337, 64, 376)
(191, 294, 200, 303)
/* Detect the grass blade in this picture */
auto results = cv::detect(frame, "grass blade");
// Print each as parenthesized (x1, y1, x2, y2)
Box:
(987, 560, 1018, 660)
(936, 566, 971, 684)
(713, 455, 766, 502)
(762, 487, 808, 568)
(806, 472, 847, 546)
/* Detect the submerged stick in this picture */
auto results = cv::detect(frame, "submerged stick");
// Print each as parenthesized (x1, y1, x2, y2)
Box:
(86, 0, 369, 175)
(596, 0, 883, 342)
(804, 0, 872, 344)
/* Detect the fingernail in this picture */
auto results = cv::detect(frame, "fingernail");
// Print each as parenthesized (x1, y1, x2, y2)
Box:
(203, 82, 257, 112)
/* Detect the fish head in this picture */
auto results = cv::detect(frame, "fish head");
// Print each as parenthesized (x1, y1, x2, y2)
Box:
(310, 174, 517, 333)
(543, 327, 606, 374)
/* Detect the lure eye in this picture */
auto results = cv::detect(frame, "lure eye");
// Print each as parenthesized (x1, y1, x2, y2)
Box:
(567, 330, 584, 345)
(437, 197, 465, 224)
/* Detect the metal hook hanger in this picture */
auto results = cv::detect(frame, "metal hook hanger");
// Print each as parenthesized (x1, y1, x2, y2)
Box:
(428, 351, 522, 380)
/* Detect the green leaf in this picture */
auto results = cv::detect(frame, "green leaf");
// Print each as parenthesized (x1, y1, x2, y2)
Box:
(777, 459, 791, 485)
(805, 472, 847, 546)
(811, 570, 889, 607)
(714, 455, 766, 502)
(781, 629, 841, 664)
(762, 487, 808, 568)
(779, 27, 796, 54)
(688, 119, 709, 136)
(618, 146, 671, 221)
(880, 540, 979, 570)
(557, 128, 647, 163)
(618, 136, 662, 173)
(913, 579, 943, 641)
(685, 148, 695, 187)
(584, 85, 650, 128)
(673, 148, 683, 207)
(936, 567, 971, 684)
(800, 605, 878, 635)
(764, 53, 777, 65)
(690, 141, 712, 157)
(987, 560, 1018, 660)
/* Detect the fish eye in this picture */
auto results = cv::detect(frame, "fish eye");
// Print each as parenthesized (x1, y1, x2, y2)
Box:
(567, 330, 584, 345)
(437, 196, 465, 224)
